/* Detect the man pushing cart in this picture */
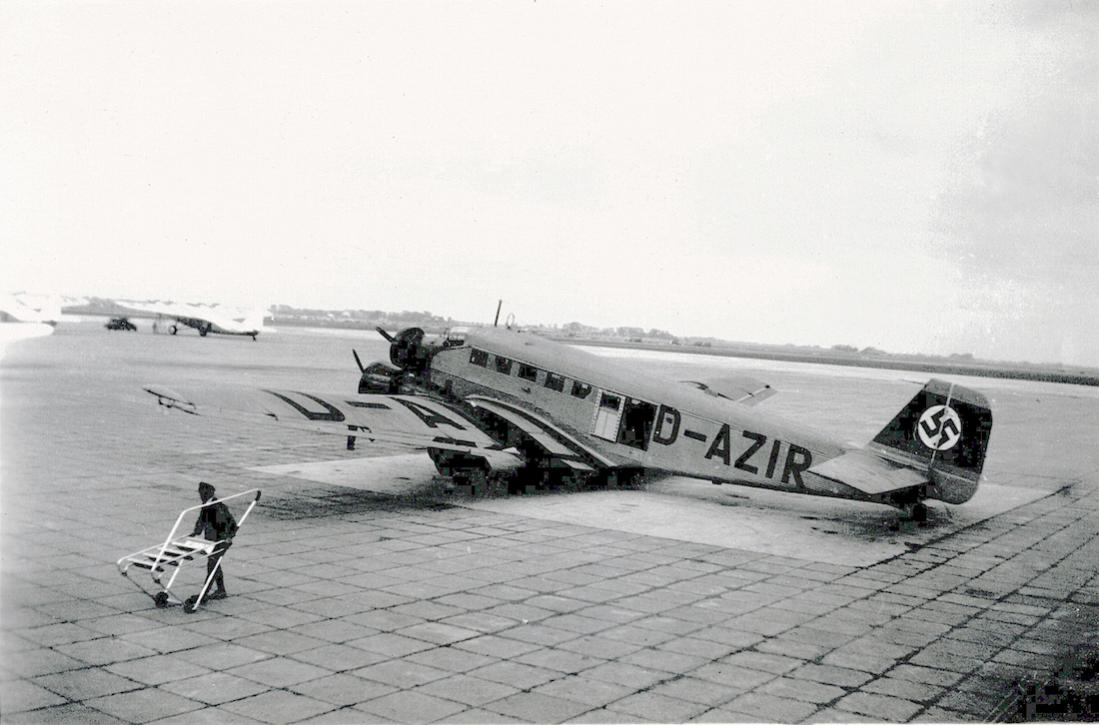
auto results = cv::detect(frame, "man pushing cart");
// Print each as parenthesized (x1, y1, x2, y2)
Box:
(118, 484, 261, 613)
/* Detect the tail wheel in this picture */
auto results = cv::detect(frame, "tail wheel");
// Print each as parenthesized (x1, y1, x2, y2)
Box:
(183, 595, 199, 613)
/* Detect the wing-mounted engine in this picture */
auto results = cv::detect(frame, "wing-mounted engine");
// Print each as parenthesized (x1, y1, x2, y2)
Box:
(353, 351, 405, 394)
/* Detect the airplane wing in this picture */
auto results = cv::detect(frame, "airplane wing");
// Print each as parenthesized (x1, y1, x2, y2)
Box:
(143, 385, 626, 481)
(144, 385, 509, 454)
(118, 300, 186, 317)
(679, 374, 776, 406)
(807, 447, 928, 497)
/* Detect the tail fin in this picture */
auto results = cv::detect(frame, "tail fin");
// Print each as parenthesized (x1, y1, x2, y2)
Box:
(871, 379, 993, 504)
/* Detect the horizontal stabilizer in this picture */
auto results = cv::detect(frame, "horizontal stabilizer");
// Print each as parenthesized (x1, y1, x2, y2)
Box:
(809, 448, 928, 497)
(680, 375, 776, 406)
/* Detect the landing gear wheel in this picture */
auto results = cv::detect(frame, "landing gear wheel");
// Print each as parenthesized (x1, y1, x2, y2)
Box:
(183, 595, 199, 613)
(912, 502, 929, 524)
(153, 592, 169, 608)
(170, 325, 178, 335)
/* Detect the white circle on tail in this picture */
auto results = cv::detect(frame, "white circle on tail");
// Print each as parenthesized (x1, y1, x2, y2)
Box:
(917, 405, 962, 451)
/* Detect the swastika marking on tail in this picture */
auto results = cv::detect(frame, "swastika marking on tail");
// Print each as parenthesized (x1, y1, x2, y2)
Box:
(917, 405, 962, 451)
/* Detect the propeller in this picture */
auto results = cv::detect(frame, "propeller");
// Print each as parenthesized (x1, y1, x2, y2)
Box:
(352, 349, 365, 373)
(375, 326, 396, 343)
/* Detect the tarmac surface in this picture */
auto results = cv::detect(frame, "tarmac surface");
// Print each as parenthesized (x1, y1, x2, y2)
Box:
(2, 319, 1099, 723)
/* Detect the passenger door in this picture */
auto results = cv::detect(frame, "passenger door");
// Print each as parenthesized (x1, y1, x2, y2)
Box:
(591, 391, 623, 442)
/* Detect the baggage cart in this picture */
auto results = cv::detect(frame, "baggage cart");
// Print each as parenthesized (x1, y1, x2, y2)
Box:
(117, 489, 261, 613)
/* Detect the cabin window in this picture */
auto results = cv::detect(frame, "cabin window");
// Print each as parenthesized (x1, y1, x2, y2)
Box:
(600, 393, 621, 410)
(518, 364, 538, 382)
(571, 381, 591, 399)
(469, 349, 488, 367)
(494, 356, 513, 375)
(618, 398, 657, 451)
(545, 372, 565, 392)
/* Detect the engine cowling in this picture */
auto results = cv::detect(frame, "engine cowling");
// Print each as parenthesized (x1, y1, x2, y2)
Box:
(357, 361, 405, 394)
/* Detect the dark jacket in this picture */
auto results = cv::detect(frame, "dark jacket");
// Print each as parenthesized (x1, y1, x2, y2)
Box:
(192, 501, 238, 542)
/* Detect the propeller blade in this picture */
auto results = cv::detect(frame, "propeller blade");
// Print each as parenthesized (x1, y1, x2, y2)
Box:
(352, 348, 365, 372)
(376, 326, 396, 343)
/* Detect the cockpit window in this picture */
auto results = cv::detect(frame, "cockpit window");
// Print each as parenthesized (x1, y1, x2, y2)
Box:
(495, 356, 513, 375)
(518, 364, 538, 382)
(545, 372, 565, 392)
(469, 349, 488, 367)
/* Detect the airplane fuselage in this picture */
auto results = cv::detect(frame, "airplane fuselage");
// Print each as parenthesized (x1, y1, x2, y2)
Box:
(425, 328, 877, 502)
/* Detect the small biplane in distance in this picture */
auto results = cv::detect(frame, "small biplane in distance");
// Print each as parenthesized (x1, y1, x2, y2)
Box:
(119, 301, 266, 340)
(147, 315, 993, 521)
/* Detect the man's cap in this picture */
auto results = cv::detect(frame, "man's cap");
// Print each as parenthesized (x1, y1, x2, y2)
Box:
(198, 481, 216, 497)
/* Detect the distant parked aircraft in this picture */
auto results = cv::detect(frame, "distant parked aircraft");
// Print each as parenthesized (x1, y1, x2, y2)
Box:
(120, 301, 267, 340)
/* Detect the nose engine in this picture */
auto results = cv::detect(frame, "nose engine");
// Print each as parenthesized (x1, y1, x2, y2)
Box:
(382, 327, 431, 372)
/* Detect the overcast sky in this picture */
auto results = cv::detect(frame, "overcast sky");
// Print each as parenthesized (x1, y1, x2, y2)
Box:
(2, 1, 1095, 364)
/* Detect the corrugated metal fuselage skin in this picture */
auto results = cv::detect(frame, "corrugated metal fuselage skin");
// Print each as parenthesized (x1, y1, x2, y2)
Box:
(429, 328, 871, 502)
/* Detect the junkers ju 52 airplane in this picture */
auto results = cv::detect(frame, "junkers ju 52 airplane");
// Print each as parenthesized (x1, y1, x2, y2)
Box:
(147, 320, 993, 522)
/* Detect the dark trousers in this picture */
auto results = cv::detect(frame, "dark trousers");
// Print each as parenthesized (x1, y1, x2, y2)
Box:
(206, 541, 230, 592)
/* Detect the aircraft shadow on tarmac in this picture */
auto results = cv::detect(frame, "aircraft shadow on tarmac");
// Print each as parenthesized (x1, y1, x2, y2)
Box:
(253, 483, 460, 520)
(249, 453, 1047, 567)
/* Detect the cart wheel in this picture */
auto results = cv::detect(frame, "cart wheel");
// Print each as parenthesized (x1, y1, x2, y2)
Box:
(183, 595, 199, 613)
(153, 592, 169, 608)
